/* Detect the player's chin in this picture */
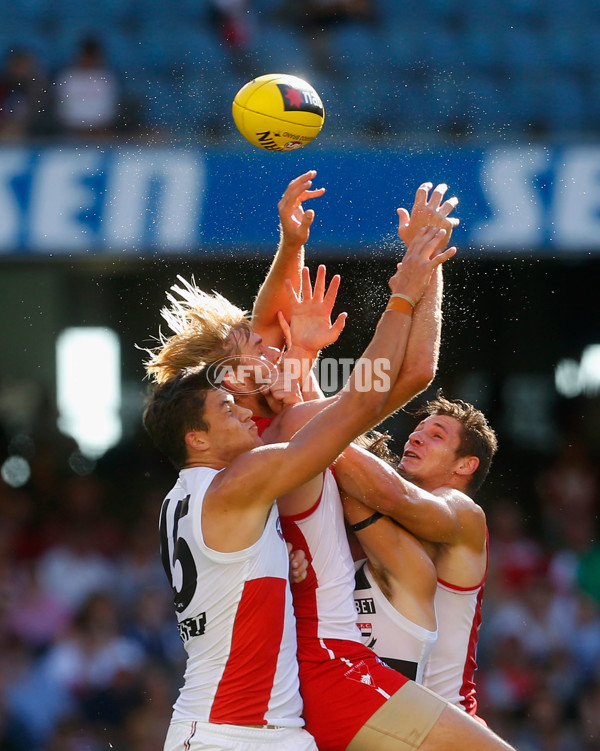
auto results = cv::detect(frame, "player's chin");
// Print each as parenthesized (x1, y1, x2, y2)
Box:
(249, 426, 263, 447)
(397, 457, 418, 477)
(398, 455, 415, 469)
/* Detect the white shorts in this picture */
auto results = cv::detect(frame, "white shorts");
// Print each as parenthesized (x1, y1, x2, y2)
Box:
(164, 720, 318, 751)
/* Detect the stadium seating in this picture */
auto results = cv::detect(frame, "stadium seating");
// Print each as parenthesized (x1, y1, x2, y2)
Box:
(0, 0, 595, 142)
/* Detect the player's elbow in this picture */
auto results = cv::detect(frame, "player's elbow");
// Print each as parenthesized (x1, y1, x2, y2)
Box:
(402, 361, 436, 396)
(345, 389, 386, 427)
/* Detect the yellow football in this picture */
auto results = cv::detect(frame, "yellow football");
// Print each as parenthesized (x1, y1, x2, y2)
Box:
(232, 74, 325, 152)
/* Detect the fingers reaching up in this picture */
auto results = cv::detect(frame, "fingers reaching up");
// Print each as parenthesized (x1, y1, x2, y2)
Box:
(389, 226, 457, 306)
(397, 182, 460, 253)
(283, 265, 347, 353)
(278, 170, 326, 245)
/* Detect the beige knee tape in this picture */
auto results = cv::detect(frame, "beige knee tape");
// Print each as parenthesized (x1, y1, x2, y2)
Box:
(346, 681, 447, 751)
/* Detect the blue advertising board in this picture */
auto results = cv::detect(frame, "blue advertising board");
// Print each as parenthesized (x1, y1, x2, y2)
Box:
(0, 144, 597, 257)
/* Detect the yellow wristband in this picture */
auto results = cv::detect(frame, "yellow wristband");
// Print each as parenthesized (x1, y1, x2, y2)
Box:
(385, 296, 414, 316)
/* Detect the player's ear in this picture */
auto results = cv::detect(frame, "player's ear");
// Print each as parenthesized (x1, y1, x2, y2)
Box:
(185, 429, 210, 454)
(221, 369, 247, 393)
(455, 455, 479, 478)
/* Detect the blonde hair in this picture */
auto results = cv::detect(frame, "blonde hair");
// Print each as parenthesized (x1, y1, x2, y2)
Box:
(143, 275, 251, 384)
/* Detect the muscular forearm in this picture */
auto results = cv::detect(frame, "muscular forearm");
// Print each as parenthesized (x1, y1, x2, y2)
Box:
(365, 267, 443, 429)
(272, 304, 415, 495)
(252, 171, 325, 346)
(252, 236, 304, 347)
(335, 441, 486, 548)
(342, 307, 412, 417)
(401, 266, 442, 383)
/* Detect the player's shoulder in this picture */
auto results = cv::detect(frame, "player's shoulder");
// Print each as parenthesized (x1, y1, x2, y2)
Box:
(178, 465, 221, 496)
(434, 487, 486, 536)
(264, 396, 335, 442)
(432, 486, 481, 509)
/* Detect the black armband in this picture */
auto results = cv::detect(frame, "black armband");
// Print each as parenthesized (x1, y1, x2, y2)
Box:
(350, 511, 384, 532)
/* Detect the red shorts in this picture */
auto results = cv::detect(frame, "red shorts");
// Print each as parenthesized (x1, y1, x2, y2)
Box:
(298, 638, 410, 751)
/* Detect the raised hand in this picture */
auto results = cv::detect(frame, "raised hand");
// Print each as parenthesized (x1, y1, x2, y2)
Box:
(278, 170, 326, 249)
(282, 265, 347, 355)
(389, 226, 457, 305)
(397, 182, 459, 254)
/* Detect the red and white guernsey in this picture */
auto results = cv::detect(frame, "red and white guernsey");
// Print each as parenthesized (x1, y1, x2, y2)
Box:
(159, 466, 304, 728)
(280, 468, 362, 651)
(422, 557, 487, 716)
(280, 469, 409, 751)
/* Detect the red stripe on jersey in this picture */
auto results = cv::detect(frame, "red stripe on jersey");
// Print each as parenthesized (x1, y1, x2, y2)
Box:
(183, 722, 197, 749)
(459, 582, 484, 715)
(437, 577, 484, 592)
(438, 531, 489, 592)
(279, 519, 320, 643)
(210, 577, 286, 725)
(280, 473, 325, 524)
(459, 529, 489, 716)
(281, 493, 323, 523)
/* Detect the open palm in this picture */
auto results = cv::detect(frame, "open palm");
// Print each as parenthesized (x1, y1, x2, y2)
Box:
(281, 265, 347, 354)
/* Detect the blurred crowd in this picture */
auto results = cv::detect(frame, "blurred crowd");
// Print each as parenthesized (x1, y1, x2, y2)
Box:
(0, 410, 182, 751)
(0, 0, 599, 144)
(1, 392, 600, 751)
(0, 36, 136, 143)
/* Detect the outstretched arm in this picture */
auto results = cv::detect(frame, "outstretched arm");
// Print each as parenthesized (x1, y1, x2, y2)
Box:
(377, 265, 443, 415)
(334, 443, 485, 547)
(251, 170, 325, 348)
(257, 264, 346, 412)
(372, 182, 459, 420)
(211, 227, 456, 509)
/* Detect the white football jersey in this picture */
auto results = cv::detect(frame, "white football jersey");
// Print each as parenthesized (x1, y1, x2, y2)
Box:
(422, 571, 486, 716)
(159, 466, 303, 727)
(353, 559, 438, 683)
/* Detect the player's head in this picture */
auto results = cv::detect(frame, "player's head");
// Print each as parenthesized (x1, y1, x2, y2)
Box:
(399, 393, 497, 495)
(143, 366, 260, 470)
(144, 276, 253, 384)
(143, 367, 214, 468)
